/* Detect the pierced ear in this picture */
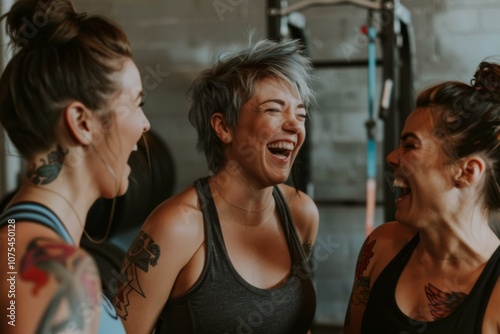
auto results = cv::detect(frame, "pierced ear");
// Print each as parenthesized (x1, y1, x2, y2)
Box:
(64, 101, 94, 145)
(454, 156, 486, 188)
(211, 112, 232, 143)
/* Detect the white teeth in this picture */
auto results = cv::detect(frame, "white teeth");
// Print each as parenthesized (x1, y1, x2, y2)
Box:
(267, 142, 295, 150)
(393, 178, 408, 188)
(132, 144, 138, 151)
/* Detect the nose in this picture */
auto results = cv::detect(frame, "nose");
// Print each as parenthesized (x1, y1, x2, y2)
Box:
(283, 113, 303, 134)
(386, 147, 399, 169)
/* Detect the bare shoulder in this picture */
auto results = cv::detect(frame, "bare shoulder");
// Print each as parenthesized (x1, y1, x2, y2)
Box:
(370, 221, 416, 245)
(0, 227, 101, 334)
(277, 184, 319, 220)
(364, 221, 417, 278)
(276, 184, 319, 252)
(143, 185, 204, 245)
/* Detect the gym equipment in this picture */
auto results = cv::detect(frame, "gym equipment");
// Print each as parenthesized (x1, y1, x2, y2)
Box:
(267, 0, 416, 223)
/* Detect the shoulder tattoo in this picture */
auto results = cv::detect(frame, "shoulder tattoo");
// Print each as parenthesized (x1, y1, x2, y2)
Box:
(20, 238, 99, 332)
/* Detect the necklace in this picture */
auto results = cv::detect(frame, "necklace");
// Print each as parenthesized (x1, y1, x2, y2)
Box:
(211, 178, 273, 213)
(31, 185, 114, 244)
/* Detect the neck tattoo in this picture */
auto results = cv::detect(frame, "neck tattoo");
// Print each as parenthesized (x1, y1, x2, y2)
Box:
(212, 178, 273, 214)
(27, 145, 68, 185)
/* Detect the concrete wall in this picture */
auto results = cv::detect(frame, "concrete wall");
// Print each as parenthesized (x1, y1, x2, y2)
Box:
(7, 0, 500, 327)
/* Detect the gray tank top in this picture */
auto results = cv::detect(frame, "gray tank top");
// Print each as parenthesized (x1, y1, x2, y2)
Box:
(156, 177, 316, 333)
(0, 202, 125, 334)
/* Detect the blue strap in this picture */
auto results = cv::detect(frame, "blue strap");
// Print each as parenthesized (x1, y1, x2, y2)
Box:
(0, 203, 74, 244)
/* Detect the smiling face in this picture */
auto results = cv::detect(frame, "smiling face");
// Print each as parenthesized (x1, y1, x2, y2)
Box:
(225, 77, 306, 187)
(94, 58, 150, 198)
(386, 108, 458, 226)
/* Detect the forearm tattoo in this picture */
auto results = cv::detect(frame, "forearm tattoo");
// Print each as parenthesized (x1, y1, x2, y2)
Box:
(20, 238, 99, 333)
(27, 145, 68, 185)
(113, 231, 161, 320)
(425, 283, 467, 320)
(345, 238, 376, 326)
(352, 238, 375, 305)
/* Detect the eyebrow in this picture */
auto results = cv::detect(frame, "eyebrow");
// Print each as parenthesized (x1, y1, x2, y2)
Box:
(259, 99, 305, 109)
(400, 132, 420, 141)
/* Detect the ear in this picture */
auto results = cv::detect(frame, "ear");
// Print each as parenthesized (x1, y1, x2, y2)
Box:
(64, 101, 95, 145)
(454, 156, 486, 188)
(210, 112, 232, 143)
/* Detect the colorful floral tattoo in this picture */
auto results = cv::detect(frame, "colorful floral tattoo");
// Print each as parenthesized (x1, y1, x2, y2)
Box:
(345, 238, 376, 326)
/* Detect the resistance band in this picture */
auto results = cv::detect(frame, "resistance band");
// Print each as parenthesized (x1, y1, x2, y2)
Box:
(364, 13, 377, 236)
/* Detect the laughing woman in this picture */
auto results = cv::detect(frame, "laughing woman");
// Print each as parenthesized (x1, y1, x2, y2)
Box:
(0, 1, 150, 333)
(114, 39, 319, 334)
(344, 61, 500, 334)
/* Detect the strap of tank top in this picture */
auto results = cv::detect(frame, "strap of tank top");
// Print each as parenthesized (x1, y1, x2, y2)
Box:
(193, 177, 214, 249)
(272, 186, 311, 265)
(0, 202, 74, 244)
(194, 178, 309, 266)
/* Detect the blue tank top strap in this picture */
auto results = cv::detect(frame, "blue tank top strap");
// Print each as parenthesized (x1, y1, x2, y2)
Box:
(0, 201, 125, 334)
(0, 202, 74, 244)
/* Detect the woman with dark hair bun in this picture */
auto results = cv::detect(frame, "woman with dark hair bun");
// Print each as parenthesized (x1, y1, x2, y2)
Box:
(344, 60, 500, 334)
(0, 0, 150, 333)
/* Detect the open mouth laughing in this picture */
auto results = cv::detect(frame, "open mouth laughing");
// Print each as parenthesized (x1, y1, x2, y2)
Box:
(393, 177, 411, 201)
(267, 141, 295, 160)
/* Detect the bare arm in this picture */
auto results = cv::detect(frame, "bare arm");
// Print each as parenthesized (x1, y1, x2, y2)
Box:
(343, 222, 416, 334)
(343, 237, 377, 334)
(113, 190, 204, 334)
(1, 230, 101, 334)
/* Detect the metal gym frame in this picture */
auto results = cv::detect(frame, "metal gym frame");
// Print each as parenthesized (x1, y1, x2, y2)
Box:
(267, 0, 416, 222)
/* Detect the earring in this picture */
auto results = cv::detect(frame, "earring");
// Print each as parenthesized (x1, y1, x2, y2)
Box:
(225, 137, 230, 142)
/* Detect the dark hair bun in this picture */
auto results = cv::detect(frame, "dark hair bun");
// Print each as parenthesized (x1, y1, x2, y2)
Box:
(2, 0, 85, 51)
(471, 61, 500, 96)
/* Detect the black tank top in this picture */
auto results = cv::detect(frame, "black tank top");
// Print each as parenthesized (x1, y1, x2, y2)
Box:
(362, 234, 500, 333)
(156, 177, 316, 333)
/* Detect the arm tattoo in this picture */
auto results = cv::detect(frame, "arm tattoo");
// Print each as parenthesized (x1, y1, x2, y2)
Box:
(113, 231, 161, 320)
(27, 145, 68, 185)
(425, 283, 467, 320)
(345, 238, 376, 326)
(20, 238, 99, 333)
(352, 238, 376, 305)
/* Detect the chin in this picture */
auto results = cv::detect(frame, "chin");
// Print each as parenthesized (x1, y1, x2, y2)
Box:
(100, 179, 129, 199)
(116, 179, 129, 197)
